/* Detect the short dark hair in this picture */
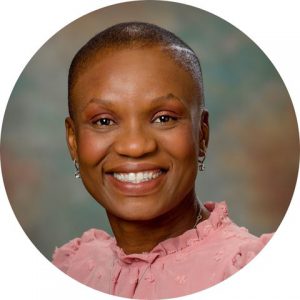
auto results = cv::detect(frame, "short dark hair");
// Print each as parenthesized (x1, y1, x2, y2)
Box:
(68, 22, 204, 118)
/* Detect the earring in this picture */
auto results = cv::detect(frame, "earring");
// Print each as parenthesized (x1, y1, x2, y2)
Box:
(74, 159, 80, 179)
(198, 155, 206, 172)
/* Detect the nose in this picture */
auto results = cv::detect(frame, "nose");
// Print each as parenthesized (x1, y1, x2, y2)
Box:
(114, 124, 157, 158)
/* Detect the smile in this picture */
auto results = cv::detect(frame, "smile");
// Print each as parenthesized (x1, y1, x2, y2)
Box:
(113, 170, 162, 184)
(106, 164, 168, 196)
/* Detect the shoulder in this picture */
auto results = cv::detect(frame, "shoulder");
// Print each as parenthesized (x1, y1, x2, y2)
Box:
(229, 229, 273, 268)
(201, 202, 274, 274)
(52, 228, 114, 273)
(218, 223, 273, 277)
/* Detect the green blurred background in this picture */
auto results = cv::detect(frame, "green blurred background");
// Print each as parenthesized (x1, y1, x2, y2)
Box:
(1, 1, 299, 260)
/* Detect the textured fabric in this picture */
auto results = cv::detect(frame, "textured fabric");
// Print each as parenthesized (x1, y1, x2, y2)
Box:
(52, 202, 272, 298)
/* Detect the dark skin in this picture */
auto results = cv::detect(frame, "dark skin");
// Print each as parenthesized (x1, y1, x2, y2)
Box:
(66, 46, 210, 254)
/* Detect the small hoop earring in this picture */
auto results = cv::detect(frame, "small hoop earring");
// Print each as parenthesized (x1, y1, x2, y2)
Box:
(74, 159, 80, 179)
(198, 155, 206, 172)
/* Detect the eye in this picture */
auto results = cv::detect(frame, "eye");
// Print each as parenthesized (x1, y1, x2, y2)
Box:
(153, 114, 177, 123)
(94, 117, 116, 127)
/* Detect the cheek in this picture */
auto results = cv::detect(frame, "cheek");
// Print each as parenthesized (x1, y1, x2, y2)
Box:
(76, 129, 112, 165)
(158, 124, 198, 161)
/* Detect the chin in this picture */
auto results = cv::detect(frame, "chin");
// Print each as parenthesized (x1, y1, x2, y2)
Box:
(112, 198, 167, 221)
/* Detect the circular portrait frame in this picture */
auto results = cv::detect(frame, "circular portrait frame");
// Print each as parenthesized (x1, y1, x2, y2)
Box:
(0, 0, 299, 299)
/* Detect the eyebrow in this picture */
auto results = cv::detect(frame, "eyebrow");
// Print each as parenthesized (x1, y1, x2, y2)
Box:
(151, 93, 188, 108)
(81, 93, 188, 112)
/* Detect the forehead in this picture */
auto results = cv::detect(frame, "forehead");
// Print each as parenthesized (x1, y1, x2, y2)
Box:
(71, 47, 200, 113)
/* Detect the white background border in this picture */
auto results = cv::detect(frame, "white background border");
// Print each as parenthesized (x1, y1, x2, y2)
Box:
(0, 1, 299, 299)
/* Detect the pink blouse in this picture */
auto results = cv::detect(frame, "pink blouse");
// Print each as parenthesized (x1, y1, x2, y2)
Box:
(52, 202, 272, 298)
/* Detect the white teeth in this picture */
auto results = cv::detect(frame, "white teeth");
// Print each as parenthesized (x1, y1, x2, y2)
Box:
(136, 172, 143, 181)
(113, 170, 162, 183)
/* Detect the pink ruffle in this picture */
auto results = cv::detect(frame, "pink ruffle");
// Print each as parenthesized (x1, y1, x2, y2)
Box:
(112, 201, 231, 264)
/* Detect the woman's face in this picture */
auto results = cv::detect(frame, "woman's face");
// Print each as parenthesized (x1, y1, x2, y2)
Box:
(66, 46, 208, 221)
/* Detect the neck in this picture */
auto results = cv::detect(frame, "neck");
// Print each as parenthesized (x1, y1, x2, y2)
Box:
(107, 191, 209, 254)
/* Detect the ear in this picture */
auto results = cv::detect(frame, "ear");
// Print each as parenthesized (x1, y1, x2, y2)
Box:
(65, 117, 78, 161)
(198, 108, 209, 156)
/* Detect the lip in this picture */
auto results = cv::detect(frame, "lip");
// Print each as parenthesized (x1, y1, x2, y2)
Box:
(105, 163, 168, 196)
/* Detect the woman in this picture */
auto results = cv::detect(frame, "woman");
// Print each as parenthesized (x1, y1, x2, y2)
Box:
(53, 22, 272, 298)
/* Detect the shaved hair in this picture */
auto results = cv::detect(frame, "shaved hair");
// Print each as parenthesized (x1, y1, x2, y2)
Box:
(68, 22, 204, 118)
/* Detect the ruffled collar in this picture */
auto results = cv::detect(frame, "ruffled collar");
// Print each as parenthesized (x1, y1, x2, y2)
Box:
(112, 201, 230, 264)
